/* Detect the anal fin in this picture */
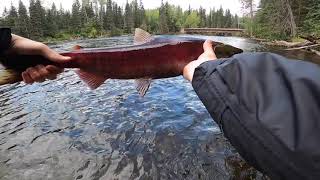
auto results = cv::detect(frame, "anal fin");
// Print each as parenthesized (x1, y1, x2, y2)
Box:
(76, 70, 108, 90)
(135, 78, 152, 97)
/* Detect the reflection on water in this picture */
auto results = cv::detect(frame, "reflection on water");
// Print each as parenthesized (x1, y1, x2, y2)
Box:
(0, 35, 316, 180)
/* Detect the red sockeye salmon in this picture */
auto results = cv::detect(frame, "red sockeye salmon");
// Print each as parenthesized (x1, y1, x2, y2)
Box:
(0, 28, 243, 96)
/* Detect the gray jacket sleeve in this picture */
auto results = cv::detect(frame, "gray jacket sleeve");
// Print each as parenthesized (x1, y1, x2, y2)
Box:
(192, 52, 320, 180)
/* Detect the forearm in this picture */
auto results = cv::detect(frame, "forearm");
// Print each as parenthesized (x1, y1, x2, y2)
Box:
(192, 53, 320, 179)
(9, 34, 46, 55)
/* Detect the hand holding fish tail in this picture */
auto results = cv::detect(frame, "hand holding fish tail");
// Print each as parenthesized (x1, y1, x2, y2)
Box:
(183, 40, 217, 82)
(9, 34, 70, 84)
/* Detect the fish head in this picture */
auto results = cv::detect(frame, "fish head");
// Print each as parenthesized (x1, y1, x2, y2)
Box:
(213, 43, 243, 58)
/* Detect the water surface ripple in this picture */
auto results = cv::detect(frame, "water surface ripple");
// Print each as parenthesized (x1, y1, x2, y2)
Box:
(0, 35, 289, 180)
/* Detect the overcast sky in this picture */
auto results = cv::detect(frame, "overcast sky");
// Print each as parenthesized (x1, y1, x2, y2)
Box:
(1, 0, 260, 16)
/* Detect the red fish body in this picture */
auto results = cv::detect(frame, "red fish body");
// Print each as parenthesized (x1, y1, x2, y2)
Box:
(0, 29, 242, 96)
(62, 41, 204, 79)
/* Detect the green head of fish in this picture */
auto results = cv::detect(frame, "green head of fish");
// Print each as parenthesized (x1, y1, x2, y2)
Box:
(214, 44, 243, 58)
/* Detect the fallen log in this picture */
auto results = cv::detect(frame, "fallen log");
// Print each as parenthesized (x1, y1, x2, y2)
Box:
(285, 44, 320, 51)
(300, 35, 320, 44)
(262, 40, 313, 48)
(251, 37, 268, 42)
(279, 40, 313, 48)
(310, 49, 320, 56)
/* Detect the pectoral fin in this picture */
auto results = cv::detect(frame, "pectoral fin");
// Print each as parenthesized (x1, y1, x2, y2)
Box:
(135, 78, 152, 97)
(75, 70, 108, 90)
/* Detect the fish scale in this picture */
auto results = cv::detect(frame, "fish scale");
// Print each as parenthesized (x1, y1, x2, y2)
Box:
(0, 28, 243, 96)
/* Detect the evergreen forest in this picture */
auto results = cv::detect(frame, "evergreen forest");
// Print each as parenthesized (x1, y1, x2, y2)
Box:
(1, 0, 319, 41)
(0, 0, 240, 41)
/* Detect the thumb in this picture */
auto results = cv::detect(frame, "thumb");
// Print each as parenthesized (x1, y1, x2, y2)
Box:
(198, 40, 217, 61)
(203, 40, 215, 55)
(42, 46, 71, 63)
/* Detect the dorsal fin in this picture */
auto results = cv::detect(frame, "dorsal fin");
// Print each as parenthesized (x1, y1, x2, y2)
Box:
(134, 28, 153, 45)
(73, 45, 83, 51)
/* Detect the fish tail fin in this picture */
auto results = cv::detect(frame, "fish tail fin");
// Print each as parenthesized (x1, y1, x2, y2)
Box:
(75, 70, 108, 90)
(0, 68, 22, 85)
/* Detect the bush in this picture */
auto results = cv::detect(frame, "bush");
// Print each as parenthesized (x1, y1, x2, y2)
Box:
(110, 27, 123, 37)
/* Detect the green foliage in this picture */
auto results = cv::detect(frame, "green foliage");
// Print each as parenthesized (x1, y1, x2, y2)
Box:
(54, 32, 74, 41)
(29, 0, 46, 40)
(110, 27, 123, 36)
(145, 9, 159, 33)
(184, 11, 200, 28)
(81, 21, 100, 38)
(3, 0, 241, 41)
(6, 4, 18, 32)
(104, 0, 114, 30)
(124, 1, 134, 33)
(71, 0, 82, 32)
(44, 3, 59, 38)
(17, 0, 29, 37)
(250, 0, 320, 40)
(303, 0, 320, 36)
(158, 0, 169, 33)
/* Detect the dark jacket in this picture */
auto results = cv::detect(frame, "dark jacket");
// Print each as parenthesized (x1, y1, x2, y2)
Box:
(0, 28, 12, 54)
(192, 53, 320, 180)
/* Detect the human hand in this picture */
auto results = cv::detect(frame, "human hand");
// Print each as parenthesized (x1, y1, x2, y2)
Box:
(183, 40, 217, 82)
(9, 34, 71, 84)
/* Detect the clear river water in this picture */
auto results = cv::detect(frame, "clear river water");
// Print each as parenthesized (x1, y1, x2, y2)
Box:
(0, 35, 319, 180)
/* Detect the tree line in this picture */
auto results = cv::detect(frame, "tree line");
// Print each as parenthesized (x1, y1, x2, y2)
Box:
(0, 0, 240, 41)
(242, 0, 320, 40)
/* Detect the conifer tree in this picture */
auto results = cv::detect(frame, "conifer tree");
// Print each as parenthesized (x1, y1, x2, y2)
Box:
(44, 3, 59, 37)
(104, 0, 114, 30)
(6, 4, 18, 32)
(81, 4, 88, 26)
(98, 0, 105, 32)
(17, 0, 29, 37)
(124, 1, 133, 33)
(139, 0, 146, 28)
(216, 6, 224, 28)
(86, 3, 95, 19)
(117, 6, 124, 29)
(159, 0, 169, 33)
(224, 9, 232, 28)
(29, 0, 45, 39)
(71, 0, 82, 32)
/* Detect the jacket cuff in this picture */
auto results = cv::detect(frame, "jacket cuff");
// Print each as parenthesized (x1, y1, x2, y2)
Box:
(191, 59, 229, 125)
(192, 59, 226, 89)
(0, 28, 12, 54)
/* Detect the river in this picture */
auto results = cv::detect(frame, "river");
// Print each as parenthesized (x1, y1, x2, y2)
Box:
(0, 35, 318, 180)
